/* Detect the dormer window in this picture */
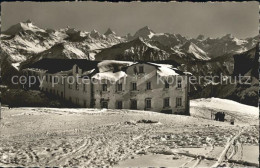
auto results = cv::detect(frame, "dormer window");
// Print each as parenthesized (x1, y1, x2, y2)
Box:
(177, 79, 182, 88)
(102, 84, 107, 91)
(117, 83, 122, 92)
(75, 66, 79, 73)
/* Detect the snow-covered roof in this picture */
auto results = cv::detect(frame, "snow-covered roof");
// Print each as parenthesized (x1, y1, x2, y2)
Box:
(97, 60, 136, 73)
(91, 60, 136, 81)
(25, 68, 48, 73)
(183, 72, 193, 76)
(53, 69, 73, 76)
(92, 71, 127, 82)
(26, 59, 188, 79)
(82, 69, 95, 76)
(147, 62, 182, 76)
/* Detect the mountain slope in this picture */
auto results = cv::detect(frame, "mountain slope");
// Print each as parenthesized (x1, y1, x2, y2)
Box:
(179, 41, 210, 60)
(190, 45, 259, 107)
(191, 34, 258, 58)
(233, 46, 259, 78)
(95, 37, 170, 61)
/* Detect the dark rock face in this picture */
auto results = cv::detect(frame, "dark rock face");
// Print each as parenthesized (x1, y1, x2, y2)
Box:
(190, 45, 259, 107)
(233, 45, 259, 78)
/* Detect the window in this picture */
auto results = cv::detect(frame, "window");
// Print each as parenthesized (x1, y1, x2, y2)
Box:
(57, 90, 59, 96)
(146, 82, 151, 90)
(139, 66, 144, 73)
(101, 101, 108, 109)
(83, 100, 87, 107)
(50, 75, 52, 83)
(46, 75, 48, 82)
(83, 84, 86, 92)
(75, 82, 79, 90)
(145, 98, 152, 109)
(132, 82, 137, 91)
(75, 66, 78, 73)
(133, 66, 138, 74)
(61, 92, 63, 98)
(117, 83, 122, 92)
(165, 81, 169, 88)
(177, 79, 182, 88)
(176, 97, 182, 107)
(164, 98, 170, 108)
(130, 99, 137, 109)
(102, 84, 107, 91)
(76, 98, 79, 104)
(117, 101, 123, 109)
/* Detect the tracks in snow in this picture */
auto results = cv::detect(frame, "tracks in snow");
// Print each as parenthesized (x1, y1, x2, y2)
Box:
(210, 127, 244, 167)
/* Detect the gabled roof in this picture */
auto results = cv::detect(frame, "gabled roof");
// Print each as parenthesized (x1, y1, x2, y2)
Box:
(25, 58, 99, 74)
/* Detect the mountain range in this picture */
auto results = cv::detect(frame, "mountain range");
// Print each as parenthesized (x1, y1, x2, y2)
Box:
(1, 20, 258, 66)
(0, 20, 258, 106)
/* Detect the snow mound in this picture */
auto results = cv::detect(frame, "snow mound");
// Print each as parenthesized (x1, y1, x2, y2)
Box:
(191, 98, 258, 115)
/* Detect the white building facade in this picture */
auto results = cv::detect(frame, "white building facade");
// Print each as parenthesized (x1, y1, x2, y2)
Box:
(23, 59, 190, 115)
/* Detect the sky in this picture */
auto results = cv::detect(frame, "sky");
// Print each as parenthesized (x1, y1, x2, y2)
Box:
(1, 1, 259, 39)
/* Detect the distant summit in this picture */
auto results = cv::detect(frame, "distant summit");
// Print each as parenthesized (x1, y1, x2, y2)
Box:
(133, 26, 155, 39)
(25, 19, 32, 23)
(3, 20, 45, 35)
(104, 28, 116, 36)
(196, 34, 205, 41)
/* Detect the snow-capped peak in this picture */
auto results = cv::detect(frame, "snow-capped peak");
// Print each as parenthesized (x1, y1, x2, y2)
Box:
(89, 29, 105, 39)
(3, 20, 46, 35)
(196, 34, 205, 41)
(104, 28, 116, 36)
(221, 33, 234, 40)
(133, 26, 156, 39)
(25, 19, 32, 24)
(232, 37, 247, 46)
